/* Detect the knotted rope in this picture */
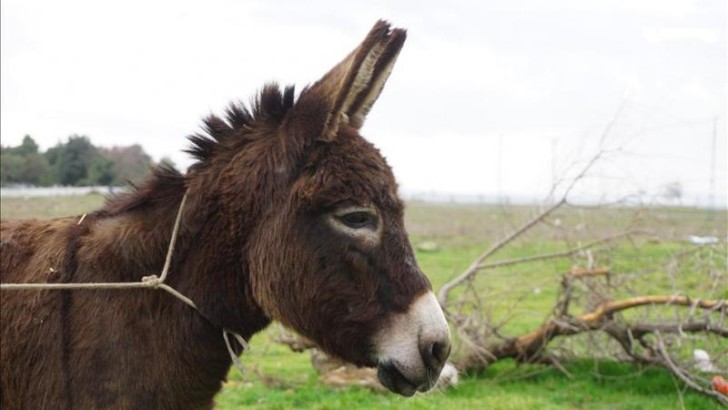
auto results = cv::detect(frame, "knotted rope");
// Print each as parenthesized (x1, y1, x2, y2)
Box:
(0, 192, 248, 374)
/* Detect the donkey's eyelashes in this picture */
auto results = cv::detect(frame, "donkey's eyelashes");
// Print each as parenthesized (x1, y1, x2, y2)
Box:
(327, 206, 382, 243)
(337, 211, 376, 229)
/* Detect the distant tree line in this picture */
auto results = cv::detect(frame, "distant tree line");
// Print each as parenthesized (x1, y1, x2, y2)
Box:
(1, 135, 169, 187)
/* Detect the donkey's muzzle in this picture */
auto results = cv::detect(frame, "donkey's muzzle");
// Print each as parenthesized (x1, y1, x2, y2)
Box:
(373, 291, 451, 396)
(376, 334, 451, 395)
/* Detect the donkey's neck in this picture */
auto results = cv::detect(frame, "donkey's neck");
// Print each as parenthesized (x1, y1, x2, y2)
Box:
(82, 182, 272, 405)
(94, 174, 271, 335)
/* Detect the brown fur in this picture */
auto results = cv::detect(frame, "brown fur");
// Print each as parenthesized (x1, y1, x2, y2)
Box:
(1, 21, 433, 409)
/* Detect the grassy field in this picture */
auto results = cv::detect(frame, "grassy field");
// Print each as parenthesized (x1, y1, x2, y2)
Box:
(1, 194, 725, 409)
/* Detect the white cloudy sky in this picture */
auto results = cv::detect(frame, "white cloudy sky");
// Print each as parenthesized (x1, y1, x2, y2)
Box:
(1, 0, 726, 206)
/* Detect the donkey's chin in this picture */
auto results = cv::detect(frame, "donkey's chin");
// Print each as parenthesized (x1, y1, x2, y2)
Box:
(373, 291, 451, 396)
(376, 361, 436, 396)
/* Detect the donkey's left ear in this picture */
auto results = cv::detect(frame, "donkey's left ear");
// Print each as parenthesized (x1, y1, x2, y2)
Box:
(289, 20, 406, 142)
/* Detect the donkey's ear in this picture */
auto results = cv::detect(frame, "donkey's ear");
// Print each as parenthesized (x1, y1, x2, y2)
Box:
(291, 20, 406, 142)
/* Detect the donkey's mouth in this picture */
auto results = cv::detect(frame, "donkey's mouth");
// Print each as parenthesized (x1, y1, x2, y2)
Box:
(376, 361, 424, 397)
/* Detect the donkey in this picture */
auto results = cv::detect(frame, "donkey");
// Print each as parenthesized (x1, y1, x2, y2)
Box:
(0, 20, 450, 409)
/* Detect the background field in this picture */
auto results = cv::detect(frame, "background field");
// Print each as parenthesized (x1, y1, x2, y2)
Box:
(1, 194, 725, 409)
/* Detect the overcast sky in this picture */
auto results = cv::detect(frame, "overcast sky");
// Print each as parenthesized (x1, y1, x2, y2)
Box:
(1, 0, 726, 206)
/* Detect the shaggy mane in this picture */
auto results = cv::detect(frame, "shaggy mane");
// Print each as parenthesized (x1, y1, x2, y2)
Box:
(99, 84, 296, 216)
(185, 83, 296, 162)
(100, 164, 185, 216)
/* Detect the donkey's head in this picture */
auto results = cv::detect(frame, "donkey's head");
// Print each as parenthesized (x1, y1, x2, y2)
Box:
(189, 21, 450, 396)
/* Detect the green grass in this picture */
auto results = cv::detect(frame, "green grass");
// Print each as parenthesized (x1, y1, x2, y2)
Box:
(216, 354, 723, 409)
(2, 195, 725, 409)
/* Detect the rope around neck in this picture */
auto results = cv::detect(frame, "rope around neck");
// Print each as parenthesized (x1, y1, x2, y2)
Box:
(0, 192, 249, 375)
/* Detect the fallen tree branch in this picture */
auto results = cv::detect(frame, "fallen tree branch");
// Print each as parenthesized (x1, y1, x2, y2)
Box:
(628, 322, 728, 338)
(579, 296, 725, 322)
(458, 294, 725, 373)
(568, 267, 611, 278)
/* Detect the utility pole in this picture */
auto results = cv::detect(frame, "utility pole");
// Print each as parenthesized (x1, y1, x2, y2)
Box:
(497, 134, 503, 204)
(551, 138, 557, 190)
(709, 116, 717, 212)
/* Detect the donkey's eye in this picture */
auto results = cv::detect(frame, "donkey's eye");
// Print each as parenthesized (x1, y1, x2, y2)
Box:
(338, 211, 374, 229)
(328, 206, 381, 242)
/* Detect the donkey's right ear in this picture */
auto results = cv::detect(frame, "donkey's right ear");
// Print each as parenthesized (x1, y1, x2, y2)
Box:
(286, 20, 406, 143)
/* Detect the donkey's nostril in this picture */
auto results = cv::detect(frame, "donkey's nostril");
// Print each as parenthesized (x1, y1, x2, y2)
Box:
(421, 339, 451, 373)
(433, 340, 450, 364)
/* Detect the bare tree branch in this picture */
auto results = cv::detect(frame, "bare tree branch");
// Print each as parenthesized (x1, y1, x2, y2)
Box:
(458, 294, 725, 373)
(438, 107, 628, 306)
(438, 199, 566, 305)
(580, 296, 725, 322)
(654, 333, 728, 406)
(475, 233, 640, 272)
